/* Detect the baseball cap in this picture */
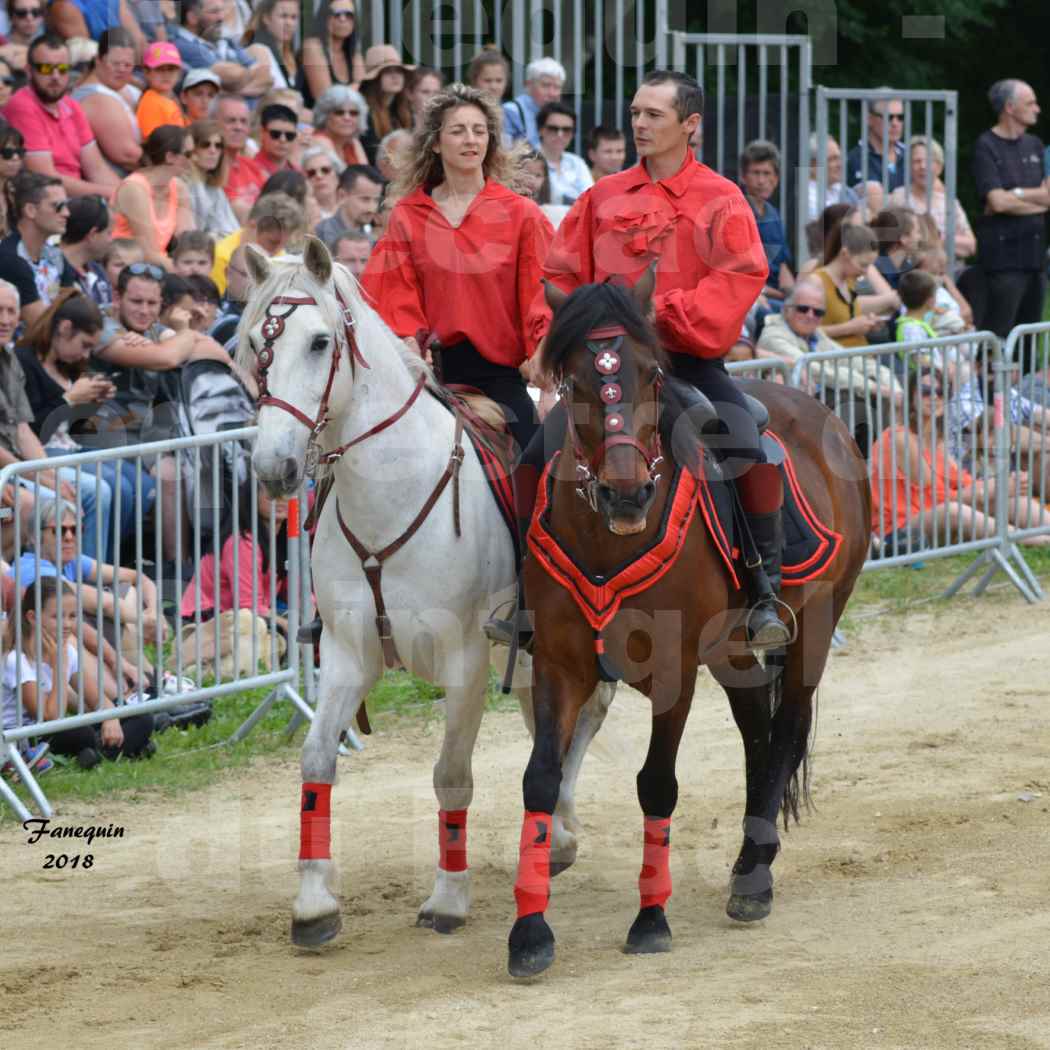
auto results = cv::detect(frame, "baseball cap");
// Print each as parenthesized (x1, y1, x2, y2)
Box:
(143, 41, 182, 69)
(181, 68, 221, 91)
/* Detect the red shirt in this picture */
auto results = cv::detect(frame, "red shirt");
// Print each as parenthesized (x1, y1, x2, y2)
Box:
(361, 180, 554, 368)
(224, 152, 266, 213)
(528, 153, 767, 359)
(3, 87, 95, 181)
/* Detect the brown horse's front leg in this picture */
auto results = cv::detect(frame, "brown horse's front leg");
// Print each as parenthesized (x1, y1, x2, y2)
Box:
(508, 661, 596, 979)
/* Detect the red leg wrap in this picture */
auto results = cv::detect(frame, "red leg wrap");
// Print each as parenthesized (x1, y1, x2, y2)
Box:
(639, 816, 672, 909)
(514, 810, 552, 918)
(299, 782, 332, 861)
(737, 462, 783, 515)
(438, 808, 468, 872)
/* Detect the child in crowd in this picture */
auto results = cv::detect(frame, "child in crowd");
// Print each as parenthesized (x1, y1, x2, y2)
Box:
(170, 230, 216, 278)
(186, 275, 222, 333)
(895, 269, 939, 346)
(102, 239, 145, 302)
(137, 41, 187, 140)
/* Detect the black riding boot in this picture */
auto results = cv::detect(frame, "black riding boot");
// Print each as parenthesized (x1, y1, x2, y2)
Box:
(743, 509, 792, 651)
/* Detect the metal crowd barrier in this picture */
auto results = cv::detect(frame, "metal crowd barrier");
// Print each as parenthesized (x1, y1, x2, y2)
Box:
(0, 428, 312, 821)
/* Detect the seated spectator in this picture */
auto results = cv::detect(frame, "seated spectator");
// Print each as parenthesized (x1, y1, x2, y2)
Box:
(537, 101, 592, 207)
(211, 192, 305, 294)
(254, 102, 301, 178)
(312, 84, 369, 167)
(100, 237, 142, 300)
(587, 125, 626, 180)
(315, 163, 382, 246)
(888, 136, 977, 261)
(0, 123, 24, 236)
(502, 57, 564, 148)
(375, 128, 412, 183)
(60, 194, 112, 307)
(65, 37, 97, 93)
(1, 0, 42, 71)
(2, 576, 156, 770)
(913, 237, 973, 335)
(210, 244, 250, 351)
(0, 57, 17, 111)
(521, 148, 568, 230)
(302, 147, 340, 218)
(358, 44, 413, 165)
(215, 92, 265, 223)
(170, 230, 215, 278)
(170, 0, 272, 100)
(241, 0, 304, 97)
(845, 93, 906, 193)
(301, 0, 365, 107)
(740, 139, 794, 305)
(815, 222, 899, 348)
(3, 33, 120, 198)
(257, 169, 312, 226)
(801, 204, 899, 307)
(185, 274, 221, 332)
(46, 0, 146, 54)
(467, 48, 508, 102)
(806, 134, 860, 220)
(894, 268, 940, 346)
(0, 171, 77, 326)
(136, 41, 187, 140)
(408, 66, 444, 131)
(112, 125, 196, 271)
(70, 27, 142, 176)
(870, 206, 921, 289)
(332, 229, 371, 276)
(179, 68, 221, 126)
(187, 119, 239, 238)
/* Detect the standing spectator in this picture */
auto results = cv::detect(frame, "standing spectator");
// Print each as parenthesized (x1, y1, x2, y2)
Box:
(3, 34, 120, 198)
(870, 206, 921, 289)
(312, 84, 369, 167)
(71, 27, 142, 176)
(331, 229, 371, 276)
(0, 124, 23, 236)
(136, 41, 186, 139)
(408, 66, 444, 131)
(358, 44, 413, 165)
(241, 0, 304, 97)
(740, 139, 794, 305)
(187, 118, 239, 238)
(0, 171, 77, 326)
(973, 79, 1049, 345)
(170, 0, 272, 100)
(302, 147, 339, 218)
(375, 128, 412, 182)
(315, 163, 382, 246)
(806, 134, 860, 219)
(536, 102, 592, 207)
(59, 194, 112, 306)
(179, 68, 221, 125)
(846, 92, 906, 193)
(254, 102, 300, 178)
(215, 92, 266, 222)
(586, 125, 626, 180)
(501, 57, 564, 148)
(467, 49, 508, 102)
(301, 0, 364, 107)
(112, 124, 196, 270)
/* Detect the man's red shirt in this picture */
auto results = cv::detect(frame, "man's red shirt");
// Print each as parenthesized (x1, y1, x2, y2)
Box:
(528, 151, 766, 359)
(225, 152, 266, 213)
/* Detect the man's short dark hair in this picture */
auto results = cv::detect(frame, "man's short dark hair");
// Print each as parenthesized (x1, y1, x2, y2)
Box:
(536, 101, 575, 130)
(740, 139, 781, 175)
(28, 33, 69, 66)
(260, 104, 298, 128)
(161, 273, 193, 311)
(12, 170, 62, 222)
(640, 70, 703, 121)
(186, 273, 221, 307)
(338, 163, 384, 194)
(117, 263, 163, 295)
(62, 195, 110, 245)
(898, 269, 938, 311)
(587, 125, 624, 152)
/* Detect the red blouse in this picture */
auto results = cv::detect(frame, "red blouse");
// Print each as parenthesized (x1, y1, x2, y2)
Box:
(527, 153, 767, 360)
(361, 180, 554, 368)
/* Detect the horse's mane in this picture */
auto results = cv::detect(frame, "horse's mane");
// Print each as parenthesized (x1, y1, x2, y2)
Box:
(540, 283, 666, 378)
(235, 253, 434, 388)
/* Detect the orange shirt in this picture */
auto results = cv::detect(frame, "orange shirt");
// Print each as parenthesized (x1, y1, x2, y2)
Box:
(528, 152, 767, 359)
(869, 424, 973, 535)
(137, 89, 186, 140)
(361, 180, 554, 368)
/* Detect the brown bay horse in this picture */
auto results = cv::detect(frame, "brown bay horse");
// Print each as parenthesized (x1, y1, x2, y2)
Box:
(507, 277, 870, 978)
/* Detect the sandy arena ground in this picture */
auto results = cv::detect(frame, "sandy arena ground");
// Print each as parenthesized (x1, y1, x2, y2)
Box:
(2, 595, 1050, 1050)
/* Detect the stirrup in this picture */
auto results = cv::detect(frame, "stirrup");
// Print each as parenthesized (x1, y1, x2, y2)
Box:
(297, 615, 323, 645)
(483, 617, 516, 647)
(745, 598, 795, 651)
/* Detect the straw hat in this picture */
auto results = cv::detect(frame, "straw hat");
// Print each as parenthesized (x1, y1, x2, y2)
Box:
(360, 44, 414, 83)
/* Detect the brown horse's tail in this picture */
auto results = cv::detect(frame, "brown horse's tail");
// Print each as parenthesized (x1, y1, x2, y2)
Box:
(772, 653, 818, 828)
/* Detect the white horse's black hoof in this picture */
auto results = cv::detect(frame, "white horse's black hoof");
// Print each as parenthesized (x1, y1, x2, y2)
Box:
(726, 889, 772, 922)
(291, 911, 342, 948)
(624, 905, 672, 954)
(416, 910, 466, 934)
(508, 913, 555, 978)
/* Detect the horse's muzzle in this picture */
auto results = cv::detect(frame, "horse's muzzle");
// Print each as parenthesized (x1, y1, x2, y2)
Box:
(257, 455, 302, 498)
(598, 481, 656, 536)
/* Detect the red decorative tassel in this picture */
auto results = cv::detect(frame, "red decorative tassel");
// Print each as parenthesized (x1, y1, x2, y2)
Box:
(639, 816, 672, 909)
(514, 810, 552, 918)
(299, 782, 332, 860)
(438, 808, 468, 872)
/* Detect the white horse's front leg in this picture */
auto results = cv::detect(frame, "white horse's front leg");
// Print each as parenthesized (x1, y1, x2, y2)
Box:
(291, 632, 378, 948)
(416, 651, 489, 933)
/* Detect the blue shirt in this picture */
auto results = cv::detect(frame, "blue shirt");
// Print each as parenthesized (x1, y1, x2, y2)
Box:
(170, 24, 253, 70)
(750, 199, 792, 290)
(846, 139, 906, 191)
(8, 553, 96, 589)
(501, 93, 540, 148)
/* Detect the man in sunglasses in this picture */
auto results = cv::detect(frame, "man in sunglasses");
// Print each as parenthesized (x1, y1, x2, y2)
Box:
(846, 91, 907, 194)
(255, 104, 301, 178)
(3, 34, 120, 199)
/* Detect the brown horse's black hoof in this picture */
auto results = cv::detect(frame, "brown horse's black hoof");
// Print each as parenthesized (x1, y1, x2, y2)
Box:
(508, 913, 555, 977)
(291, 911, 342, 948)
(624, 905, 672, 954)
(726, 889, 773, 922)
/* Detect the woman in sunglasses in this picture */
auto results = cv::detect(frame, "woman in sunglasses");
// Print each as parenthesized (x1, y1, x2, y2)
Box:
(312, 84, 369, 167)
(0, 0, 42, 71)
(242, 0, 305, 99)
(300, 146, 340, 219)
(187, 119, 239, 239)
(111, 125, 195, 271)
(302, 0, 365, 106)
(0, 125, 24, 236)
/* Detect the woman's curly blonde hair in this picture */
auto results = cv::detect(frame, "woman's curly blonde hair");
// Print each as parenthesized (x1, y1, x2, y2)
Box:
(391, 82, 532, 199)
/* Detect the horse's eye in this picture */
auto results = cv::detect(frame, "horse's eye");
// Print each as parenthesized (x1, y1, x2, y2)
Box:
(310, 335, 330, 353)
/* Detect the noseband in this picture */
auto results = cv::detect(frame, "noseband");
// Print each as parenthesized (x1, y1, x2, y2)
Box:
(563, 325, 663, 511)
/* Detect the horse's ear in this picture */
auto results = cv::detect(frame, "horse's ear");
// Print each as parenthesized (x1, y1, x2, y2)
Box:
(543, 278, 569, 314)
(632, 262, 657, 315)
(302, 235, 333, 285)
(244, 244, 272, 286)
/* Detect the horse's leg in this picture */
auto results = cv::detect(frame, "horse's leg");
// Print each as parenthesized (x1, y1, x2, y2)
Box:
(291, 632, 378, 948)
(624, 688, 694, 955)
(416, 645, 489, 933)
(508, 663, 596, 978)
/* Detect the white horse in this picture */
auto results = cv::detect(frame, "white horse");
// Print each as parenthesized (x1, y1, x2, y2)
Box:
(239, 237, 613, 948)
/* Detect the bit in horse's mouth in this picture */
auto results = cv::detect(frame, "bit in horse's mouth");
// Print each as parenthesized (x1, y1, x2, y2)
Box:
(608, 517, 647, 536)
